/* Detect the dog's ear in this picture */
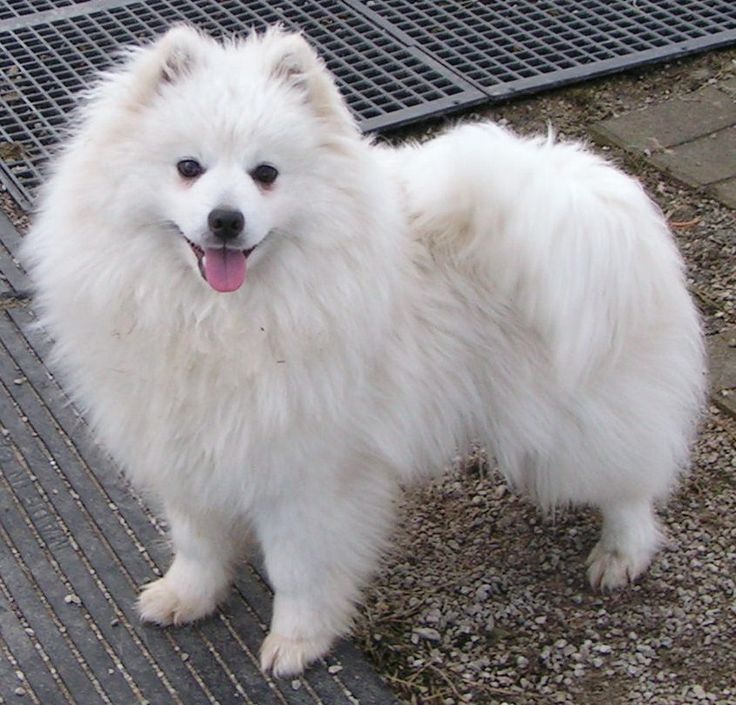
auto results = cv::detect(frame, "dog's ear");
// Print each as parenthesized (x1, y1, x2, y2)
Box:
(156, 24, 205, 84)
(262, 29, 356, 133)
(121, 24, 207, 107)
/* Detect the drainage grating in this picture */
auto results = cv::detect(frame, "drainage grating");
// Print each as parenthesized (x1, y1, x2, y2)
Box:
(0, 1, 733, 209)
(0, 0, 85, 21)
(1, 0, 736, 208)
(0, 0, 483, 208)
(352, 0, 736, 98)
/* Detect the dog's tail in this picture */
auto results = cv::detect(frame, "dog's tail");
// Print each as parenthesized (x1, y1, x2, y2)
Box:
(396, 123, 704, 393)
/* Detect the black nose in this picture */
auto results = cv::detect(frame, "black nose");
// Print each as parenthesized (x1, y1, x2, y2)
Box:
(208, 208, 244, 241)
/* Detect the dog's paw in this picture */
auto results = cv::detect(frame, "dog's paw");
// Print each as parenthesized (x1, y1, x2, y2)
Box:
(586, 541, 650, 592)
(260, 632, 333, 677)
(137, 576, 219, 626)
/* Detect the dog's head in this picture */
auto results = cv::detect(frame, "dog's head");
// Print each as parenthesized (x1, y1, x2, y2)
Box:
(93, 26, 360, 293)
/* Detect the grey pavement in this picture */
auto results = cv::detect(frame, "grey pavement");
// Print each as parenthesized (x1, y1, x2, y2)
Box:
(592, 77, 736, 209)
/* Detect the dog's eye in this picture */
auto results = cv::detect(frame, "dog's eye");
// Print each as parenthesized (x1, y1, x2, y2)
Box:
(177, 159, 204, 179)
(251, 163, 278, 186)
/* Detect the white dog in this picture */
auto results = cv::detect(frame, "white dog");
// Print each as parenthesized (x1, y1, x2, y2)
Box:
(22, 26, 706, 676)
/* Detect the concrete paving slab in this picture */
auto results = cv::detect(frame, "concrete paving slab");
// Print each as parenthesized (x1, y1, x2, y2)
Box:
(0, 214, 398, 705)
(712, 176, 736, 209)
(648, 125, 736, 185)
(720, 76, 736, 95)
(707, 328, 736, 417)
(593, 85, 736, 153)
(591, 78, 736, 209)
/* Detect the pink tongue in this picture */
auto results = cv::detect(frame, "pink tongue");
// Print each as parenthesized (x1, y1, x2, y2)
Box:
(203, 248, 246, 292)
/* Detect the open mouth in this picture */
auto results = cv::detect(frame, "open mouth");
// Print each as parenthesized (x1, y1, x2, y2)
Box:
(185, 237, 254, 293)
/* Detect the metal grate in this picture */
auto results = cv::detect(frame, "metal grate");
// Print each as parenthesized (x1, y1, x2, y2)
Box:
(0, 0, 84, 21)
(354, 0, 736, 97)
(0, 0, 481, 207)
(1, 0, 736, 209)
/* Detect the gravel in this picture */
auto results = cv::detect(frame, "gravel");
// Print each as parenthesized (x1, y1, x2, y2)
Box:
(356, 46, 736, 705)
(357, 409, 736, 705)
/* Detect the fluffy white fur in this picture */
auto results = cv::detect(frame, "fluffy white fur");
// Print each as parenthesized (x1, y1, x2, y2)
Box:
(22, 26, 706, 676)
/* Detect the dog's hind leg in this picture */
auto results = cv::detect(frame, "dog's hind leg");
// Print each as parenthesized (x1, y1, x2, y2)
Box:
(586, 497, 663, 591)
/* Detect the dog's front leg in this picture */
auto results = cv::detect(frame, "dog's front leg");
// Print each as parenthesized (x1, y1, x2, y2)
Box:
(137, 505, 241, 626)
(254, 468, 396, 677)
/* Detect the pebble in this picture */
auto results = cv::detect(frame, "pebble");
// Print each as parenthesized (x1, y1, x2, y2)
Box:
(412, 627, 441, 642)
